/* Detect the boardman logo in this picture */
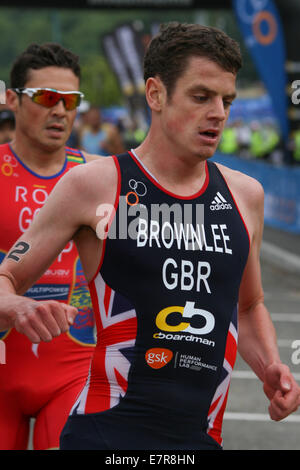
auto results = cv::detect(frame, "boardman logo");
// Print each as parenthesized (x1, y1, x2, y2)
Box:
(210, 192, 232, 211)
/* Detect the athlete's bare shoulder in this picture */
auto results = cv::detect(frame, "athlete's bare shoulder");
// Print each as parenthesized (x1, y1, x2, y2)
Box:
(214, 162, 264, 242)
(82, 151, 104, 163)
(37, 155, 119, 234)
(62, 155, 118, 203)
(215, 162, 264, 210)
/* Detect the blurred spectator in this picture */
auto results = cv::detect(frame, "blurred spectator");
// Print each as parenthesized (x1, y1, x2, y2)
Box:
(121, 116, 148, 150)
(66, 100, 90, 149)
(249, 120, 280, 160)
(66, 128, 80, 149)
(262, 120, 280, 159)
(236, 119, 251, 158)
(80, 106, 125, 155)
(0, 109, 15, 144)
(289, 126, 300, 164)
(249, 121, 266, 159)
(218, 118, 282, 163)
(218, 123, 239, 155)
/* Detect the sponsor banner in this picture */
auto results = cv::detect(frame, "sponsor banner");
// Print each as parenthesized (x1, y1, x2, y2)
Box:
(213, 152, 300, 233)
(102, 23, 149, 130)
(277, 0, 300, 134)
(228, 94, 276, 124)
(232, 0, 289, 142)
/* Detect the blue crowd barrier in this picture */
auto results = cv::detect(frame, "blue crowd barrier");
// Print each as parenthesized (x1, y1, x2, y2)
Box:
(212, 153, 300, 234)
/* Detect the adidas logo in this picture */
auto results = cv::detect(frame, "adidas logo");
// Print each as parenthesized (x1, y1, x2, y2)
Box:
(210, 192, 232, 210)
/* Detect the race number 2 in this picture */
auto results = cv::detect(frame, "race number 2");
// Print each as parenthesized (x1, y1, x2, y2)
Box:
(7, 241, 30, 262)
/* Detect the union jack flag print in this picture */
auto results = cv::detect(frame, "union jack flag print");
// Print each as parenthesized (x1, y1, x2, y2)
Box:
(71, 273, 137, 415)
(207, 306, 238, 445)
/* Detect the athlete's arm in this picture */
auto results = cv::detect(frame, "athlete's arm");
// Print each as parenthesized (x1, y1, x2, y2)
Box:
(236, 177, 300, 420)
(0, 273, 78, 342)
(0, 158, 117, 341)
(0, 165, 88, 338)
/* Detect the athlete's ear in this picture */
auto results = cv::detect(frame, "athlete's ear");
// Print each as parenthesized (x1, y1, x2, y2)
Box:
(145, 77, 165, 112)
(5, 89, 19, 113)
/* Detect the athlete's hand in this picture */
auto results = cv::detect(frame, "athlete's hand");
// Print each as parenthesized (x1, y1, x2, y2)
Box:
(13, 299, 78, 343)
(263, 363, 300, 421)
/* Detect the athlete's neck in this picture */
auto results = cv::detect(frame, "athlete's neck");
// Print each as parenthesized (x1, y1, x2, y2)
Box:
(10, 139, 67, 177)
(133, 134, 208, 197)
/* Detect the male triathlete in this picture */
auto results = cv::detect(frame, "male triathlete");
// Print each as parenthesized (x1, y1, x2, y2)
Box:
(0, 43, 99, 450)
(0, 24, 299, 450)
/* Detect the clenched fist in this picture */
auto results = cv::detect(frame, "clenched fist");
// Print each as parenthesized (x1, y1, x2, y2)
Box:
(263, 362, 300, 421)
(13, 299, 78, 343)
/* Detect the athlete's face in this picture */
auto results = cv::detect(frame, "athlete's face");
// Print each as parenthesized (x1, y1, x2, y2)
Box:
(158, 56, 237, 160)
(10, 66, 79, 152)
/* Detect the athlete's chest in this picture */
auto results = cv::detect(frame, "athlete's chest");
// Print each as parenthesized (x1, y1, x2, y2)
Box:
(0, 161, 58, 247)
(102, 155, 250, 302)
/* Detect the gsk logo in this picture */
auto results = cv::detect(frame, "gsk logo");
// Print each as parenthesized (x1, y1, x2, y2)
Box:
(145, 348, 173, 369)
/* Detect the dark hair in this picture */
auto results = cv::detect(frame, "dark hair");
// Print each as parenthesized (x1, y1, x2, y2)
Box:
(10, 42, 81, 88)
(144, 22, 242, 98)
